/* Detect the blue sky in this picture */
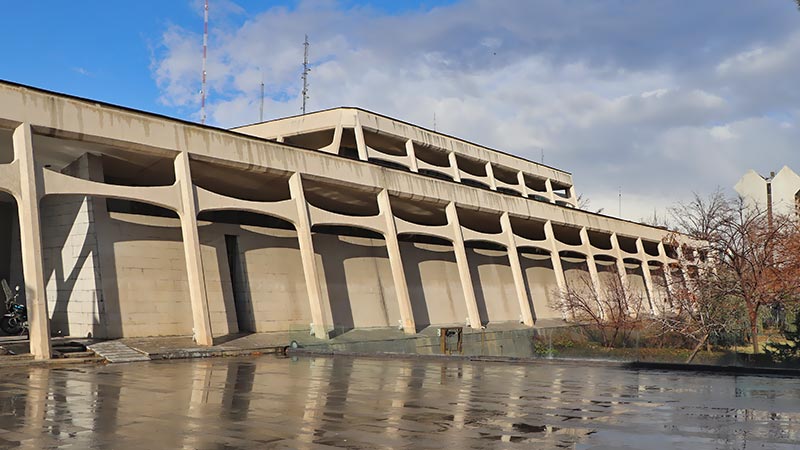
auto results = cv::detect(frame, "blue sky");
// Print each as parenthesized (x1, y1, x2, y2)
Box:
(0, 1, 450, 115)
(2, 1, 799, 221)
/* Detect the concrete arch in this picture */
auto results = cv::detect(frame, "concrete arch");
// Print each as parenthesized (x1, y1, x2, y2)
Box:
(194, 186, 298, 226)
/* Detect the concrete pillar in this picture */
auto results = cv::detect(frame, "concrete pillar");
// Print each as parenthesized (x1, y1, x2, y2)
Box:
(353, 121, 369, 161)
(485, 162, 497, 190)
(544, 179, 556, 203)
(658, 241, 674, 300)
(377, 190, 416, 334)
(405, 140, 419, 173)
(448, 152, 461, 182)
(500, 212, 534, 326)
(289, 173, 330, 339)
(579, 228, 602, 293)
(445, 203, 481, 328)
(12, 123, 51, 359)
(610, 233, 630, 288)
(567, 186, 578, 206)
(174, 152, 213, 346)
(580, 227, 605, 319)
(516, 171, 530, 198)
(543, 220, 566, 293)
(636, 238, 656, 312)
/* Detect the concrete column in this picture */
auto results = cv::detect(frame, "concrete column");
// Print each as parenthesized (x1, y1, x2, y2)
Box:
(174, 152, 213, 346)
(516, 171, 530, 198)
(405, 140, 419, 173)
(377, 190, 416, 334)
(500, 212, 534, 326)
(485, 162, 497, 190)
(12, 123, 51, 359)
(445, 203, 481, 328)
(328, 123, 343, 153)
(567, 186, 578, 206)
(658, 241, 674, 299)
(543, 220, 566, 293)
(353, 122, 369, 161)
(610, 233, 630, 288)
(580, 227, 605, 319)
(289, 173, 330, 339)
(636, 238, 656, 312)
(448, 152, 462, 182)
(579, 228, 602, 292)
(544, 179, 556, 203)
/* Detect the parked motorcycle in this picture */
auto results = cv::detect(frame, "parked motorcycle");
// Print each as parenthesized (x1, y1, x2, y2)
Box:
(1, 280, 27, 336)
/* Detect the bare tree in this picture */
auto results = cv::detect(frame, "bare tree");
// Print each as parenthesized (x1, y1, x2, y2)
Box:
(669, 190, 800, 354)
(652, 264, 745, 362)
(551, 272, 646, 347)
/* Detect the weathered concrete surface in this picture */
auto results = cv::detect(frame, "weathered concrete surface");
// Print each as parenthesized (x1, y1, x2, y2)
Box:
(0, 355, 798, 449)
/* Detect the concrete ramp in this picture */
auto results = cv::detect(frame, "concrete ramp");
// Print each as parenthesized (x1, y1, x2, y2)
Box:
(88, 341, 150, 363)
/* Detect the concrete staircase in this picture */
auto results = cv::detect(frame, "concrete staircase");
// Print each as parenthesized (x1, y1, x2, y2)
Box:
(88, 341, 150, 363)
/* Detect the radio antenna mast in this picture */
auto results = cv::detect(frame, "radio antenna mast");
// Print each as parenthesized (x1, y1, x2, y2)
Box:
(301, 34, 310, 114)
(259, 78, 265, 122)
(200, 0, 209, 124)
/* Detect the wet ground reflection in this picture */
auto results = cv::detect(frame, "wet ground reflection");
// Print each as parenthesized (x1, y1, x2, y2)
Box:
(0, 356, 799, 449)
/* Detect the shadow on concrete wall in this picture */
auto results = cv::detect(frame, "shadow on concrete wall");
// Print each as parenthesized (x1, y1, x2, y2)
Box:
(399, 240, 463, 332)
(313, 230, 394, 335)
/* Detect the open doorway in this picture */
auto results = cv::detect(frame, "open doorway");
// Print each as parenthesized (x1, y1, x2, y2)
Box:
(225, 235, 255, 333)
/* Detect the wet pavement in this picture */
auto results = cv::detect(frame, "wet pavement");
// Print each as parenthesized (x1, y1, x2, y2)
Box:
(0, 356, 798, 449)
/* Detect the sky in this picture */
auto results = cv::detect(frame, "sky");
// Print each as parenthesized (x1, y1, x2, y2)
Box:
(2, 0, 799, 223)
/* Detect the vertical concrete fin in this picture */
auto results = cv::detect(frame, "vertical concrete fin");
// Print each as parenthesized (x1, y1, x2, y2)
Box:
(174, 151, 213, 346)
(405, 140, 419, 173)
(289, 173, 330, 339)
(580, 227, 605, 319)
(485, 162, 497, 190)
(378, 190, 416, 334)
(636, 238, 656, 313)
(543, 220, 566, 294)
(544, 179, 556, 203)
(446, 202, 481, 328)
(353, 117, 369, 162)
(12, 123, 52, 359)
(516, 171, 529, 198)
(448, 152, 462, 182)
(501, 213, 534, 326)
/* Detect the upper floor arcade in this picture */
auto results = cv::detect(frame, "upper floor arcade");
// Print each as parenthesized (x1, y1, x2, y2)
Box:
(232, 108, 577, 207)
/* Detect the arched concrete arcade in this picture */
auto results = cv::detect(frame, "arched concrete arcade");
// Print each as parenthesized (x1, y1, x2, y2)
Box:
(0, 82, 691, 359)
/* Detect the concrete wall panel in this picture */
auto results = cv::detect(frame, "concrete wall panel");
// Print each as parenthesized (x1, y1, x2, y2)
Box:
(314, 234, 400, 331)
(466, 247, 519, 324)
(400, 241, 467, 328)
(520, 254, 560, 320)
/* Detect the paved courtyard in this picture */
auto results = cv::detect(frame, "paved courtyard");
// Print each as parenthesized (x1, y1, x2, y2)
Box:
(0, 355, 798, 449)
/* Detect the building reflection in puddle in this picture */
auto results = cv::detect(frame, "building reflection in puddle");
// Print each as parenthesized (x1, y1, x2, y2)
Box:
(1, 356, 800, 449)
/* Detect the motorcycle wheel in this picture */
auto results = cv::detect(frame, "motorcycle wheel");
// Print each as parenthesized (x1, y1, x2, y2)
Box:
(0, 316, 22, 335)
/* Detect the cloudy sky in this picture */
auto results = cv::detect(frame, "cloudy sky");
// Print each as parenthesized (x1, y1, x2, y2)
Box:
(2, 1, 799, 222)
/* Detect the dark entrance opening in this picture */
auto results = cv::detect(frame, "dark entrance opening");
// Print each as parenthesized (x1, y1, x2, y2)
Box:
(224, 234, 254, 333)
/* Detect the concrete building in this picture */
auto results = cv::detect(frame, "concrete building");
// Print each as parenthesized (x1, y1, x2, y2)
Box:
(0, 81, 689, 359)
(734, 166, 800, 218)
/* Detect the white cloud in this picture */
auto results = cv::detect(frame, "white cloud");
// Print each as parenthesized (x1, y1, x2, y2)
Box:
(150, 0, 800, 222)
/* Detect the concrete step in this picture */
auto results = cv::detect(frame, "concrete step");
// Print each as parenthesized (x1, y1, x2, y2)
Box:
(88, 341, 150, 363)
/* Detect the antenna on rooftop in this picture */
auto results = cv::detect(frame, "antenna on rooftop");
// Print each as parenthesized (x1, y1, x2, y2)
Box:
(301, 34, 310, 114)
(618, 186, 622, 217)
(541, 148, 544, 164)
(259, 75, 265, 122)
(200, 0, 209, 124)
(433, 112, 437, 131)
